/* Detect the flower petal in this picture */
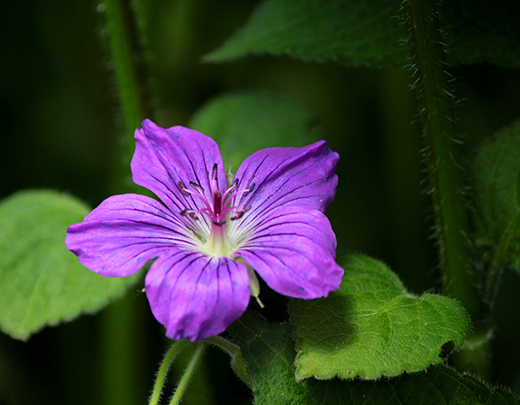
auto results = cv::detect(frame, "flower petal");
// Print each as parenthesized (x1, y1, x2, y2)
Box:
(235, 206, 343, 299)
(232, 141, 339, 221)
(65, 194, 195, 277)
(145, 253, 250, 341)
(131, 120, 227, 216)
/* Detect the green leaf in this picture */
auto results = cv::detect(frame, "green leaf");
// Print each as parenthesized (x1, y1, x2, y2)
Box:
(289, 253, 469, 381)
(205, 0, 520, 68)
(440, 1, 520, 68)
(0, 190, 141, 340)
(229, 311, 518, 405)
(204, 0, 408, 67)
(473, 121, 520, 273)
(188, 91, 320, 171)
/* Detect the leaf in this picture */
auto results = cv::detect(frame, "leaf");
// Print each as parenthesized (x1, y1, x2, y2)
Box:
(188, 91, 320, 170)
(229, 313, 308, 404)
(229, 311, 518, 405)
(205, 0, 520, 68)
(289, 253, 469, 381)
(473, 121, 520, 273)
(440, 0, 520, 68)
(0, 190, 141, 340)
(204, 0, 408, 67)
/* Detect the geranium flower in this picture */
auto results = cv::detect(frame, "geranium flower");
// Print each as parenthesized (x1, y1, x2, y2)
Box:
(66, 120, 343, 341)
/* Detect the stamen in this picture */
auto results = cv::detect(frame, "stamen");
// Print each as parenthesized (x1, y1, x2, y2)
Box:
(180, 209, 199, 220)
(230, 205, 251, 220)
(189, 181, 205, 194)
(177, 163, 254, 257)
(230, 211, 244, 221)
(222, 179, 238, 201)
(211, 163, 218, 182)
(177, 182, 191, 197)
(243, 183, 256, 197)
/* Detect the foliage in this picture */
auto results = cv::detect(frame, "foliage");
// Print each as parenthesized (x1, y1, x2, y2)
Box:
(1, 0, 520, 403)
(290, 254, 468, 381)
(0, 190, 141, 340)
(230, 311, 517, 405)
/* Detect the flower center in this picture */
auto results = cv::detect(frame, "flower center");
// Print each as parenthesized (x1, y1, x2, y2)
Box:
(177, 164, 254, 257)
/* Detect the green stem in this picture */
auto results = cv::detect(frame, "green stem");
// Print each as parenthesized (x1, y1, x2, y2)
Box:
(149, 340, 190, 405)
(99, 1, 153, 403)
(102, 293, 141, 405)
(206, 335, 251, 387)
(206, 335, 239, 355)
(169, 341, 207, 405)
(100, 0, 152, 193)
(402, 0, 478, 318)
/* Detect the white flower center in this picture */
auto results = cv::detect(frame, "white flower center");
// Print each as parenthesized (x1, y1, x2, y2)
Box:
(176, 164, 254, 257)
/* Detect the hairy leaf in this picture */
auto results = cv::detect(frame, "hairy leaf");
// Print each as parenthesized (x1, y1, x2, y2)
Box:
(289, 254, 469, 381)
(473, 121, 520, 274)
(205, 0, 520, 68)
(0, 190, 141, 340)
(188, 91, 319, 170)
(229, 311, 518, 404)
(205, 0, 407, 67)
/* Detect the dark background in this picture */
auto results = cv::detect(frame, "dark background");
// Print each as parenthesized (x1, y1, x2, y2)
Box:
(1, 1, 520, 404)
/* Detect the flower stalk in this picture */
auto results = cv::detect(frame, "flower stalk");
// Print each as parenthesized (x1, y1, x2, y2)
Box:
(169, 341, 207, 405)
(149, 340, 190, 405)
(206, 335, 251, 387)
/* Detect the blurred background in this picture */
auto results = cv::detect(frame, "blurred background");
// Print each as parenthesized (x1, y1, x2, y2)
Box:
(1, 1, 520, 404)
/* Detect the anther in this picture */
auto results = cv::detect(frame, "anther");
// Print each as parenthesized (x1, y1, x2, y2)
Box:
(244, 183, 256, 197)
(228, 179, 238, 193)
(212, 220, 226, 227)
(180, 209, 198, 220)
(177, 182, 191, 197)
(230, 211, 244, 220)
(230, 205, 251, 220)
(212, 163, 218, 182)
(189, 181, 204, 194)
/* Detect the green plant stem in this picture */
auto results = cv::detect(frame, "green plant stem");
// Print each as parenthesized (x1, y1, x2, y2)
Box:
(101, 0, 152, 193)
(206, 335, 239, 355)
(402, 0, 478, 319)
(169, 341, 207, 405)
(102, 294, 140, 405)
(206, 335, 251, 386)
(149, 340, 190, 405)
(99, 1, 153, 403)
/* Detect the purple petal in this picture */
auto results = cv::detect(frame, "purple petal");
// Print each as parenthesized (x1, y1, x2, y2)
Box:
(235, 206, 343, 299)
(232, 141, 339, 220)
(65, 194, 195, 277)
(145, 253, 250, 341)
(131, 120, 227, 215)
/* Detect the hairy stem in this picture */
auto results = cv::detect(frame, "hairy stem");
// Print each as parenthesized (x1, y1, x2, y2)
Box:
(169, 341, 207, 405)
(102, 295, 142, 405)
(402, 0, 478, 318)
(149, 340, 190, 405)
(99, 1, 153, 403)
(206, 335, 251, 386)
(101, 0, 152, 193)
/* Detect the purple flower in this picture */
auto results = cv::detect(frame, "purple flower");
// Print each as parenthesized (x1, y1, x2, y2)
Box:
(66, 119, 343, 341)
